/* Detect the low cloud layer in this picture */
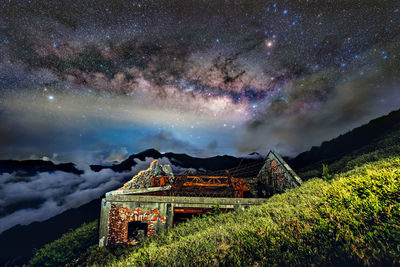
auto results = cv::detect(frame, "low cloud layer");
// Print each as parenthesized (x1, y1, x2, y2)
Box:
(0, 157, 187, 233)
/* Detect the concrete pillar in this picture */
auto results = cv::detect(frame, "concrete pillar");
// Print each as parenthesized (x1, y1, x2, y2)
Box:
(166, 203, 174, 229)
(99, 198, 111, 247)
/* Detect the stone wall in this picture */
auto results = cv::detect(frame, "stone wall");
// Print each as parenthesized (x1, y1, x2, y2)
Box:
(105, 202, 171, 246)
(98, 195, 269, 247)
(121, 160, 174, 190)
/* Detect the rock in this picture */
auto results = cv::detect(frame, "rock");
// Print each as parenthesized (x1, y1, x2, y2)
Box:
(123, 160, 174, 190)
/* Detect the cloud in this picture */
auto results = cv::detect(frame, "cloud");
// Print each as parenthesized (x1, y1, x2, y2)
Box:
(102, 147, 129, 163)
(206, 139, 218, 151)
(0, 156, 186, 233)
(236, 37, 400, 156)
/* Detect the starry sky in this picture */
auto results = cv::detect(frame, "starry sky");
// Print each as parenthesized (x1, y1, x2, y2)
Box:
(0, 0, 399, 163)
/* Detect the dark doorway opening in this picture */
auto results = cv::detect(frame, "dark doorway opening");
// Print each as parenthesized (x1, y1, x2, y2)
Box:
(127, 221, 148, 243)
(173, 207, 233, 225)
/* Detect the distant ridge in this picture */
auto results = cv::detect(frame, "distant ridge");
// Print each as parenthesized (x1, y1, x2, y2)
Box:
(0, 199, 99, 266)
(289, 108, 400, 172)
(0, 160, 83, 176)
(90, 148, 262, 172)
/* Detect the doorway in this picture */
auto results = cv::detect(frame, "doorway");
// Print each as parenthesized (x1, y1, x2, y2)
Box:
(127, 221, 148, 243)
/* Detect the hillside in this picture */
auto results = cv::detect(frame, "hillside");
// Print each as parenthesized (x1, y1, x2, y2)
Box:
(13, 109, 400, 266)
(30, 152, 400, 266)
(289, 108, 400, 179)
(0, 199, 100, 266)
(28, 108, 400, 266)
(0, 160, 83, 176)
(105, 158, 400, 266)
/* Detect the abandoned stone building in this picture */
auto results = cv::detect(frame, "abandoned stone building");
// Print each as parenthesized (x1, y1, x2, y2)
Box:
(99, 150, 303, 247)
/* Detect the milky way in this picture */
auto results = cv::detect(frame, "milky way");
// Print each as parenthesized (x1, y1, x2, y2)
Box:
(0, 0, 399, 162)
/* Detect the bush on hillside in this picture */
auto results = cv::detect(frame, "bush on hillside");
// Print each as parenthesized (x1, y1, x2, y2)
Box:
(298, 127, 400, 180)
(29, 221, 98, 267)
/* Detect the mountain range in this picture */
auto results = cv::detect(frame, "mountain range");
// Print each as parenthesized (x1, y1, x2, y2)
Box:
(90, 149, 262, 172)
(0, 160, 83, 176)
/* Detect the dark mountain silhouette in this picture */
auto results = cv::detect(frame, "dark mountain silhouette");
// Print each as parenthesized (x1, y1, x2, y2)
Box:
(0, 160, 83, 176)
(244, 152, 264, 159)
(91, 148, 261, 172)
(288, 108, 400, 171)
(0, 199, 100, 266)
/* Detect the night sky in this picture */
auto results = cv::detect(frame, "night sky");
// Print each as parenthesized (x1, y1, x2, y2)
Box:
(1, 0, 399, 163)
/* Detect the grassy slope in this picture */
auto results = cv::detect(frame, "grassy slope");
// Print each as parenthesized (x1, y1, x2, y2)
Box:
(297, 123, 400, 179)
(289, 108, 400, 174)
(29, 221, 98, 267)
(24, 127, 400, 266)
(29, 123, 400, 266)
(0, 199, 100, 266)
(29, 156, 400, 267)
(96, 157, 399, 266)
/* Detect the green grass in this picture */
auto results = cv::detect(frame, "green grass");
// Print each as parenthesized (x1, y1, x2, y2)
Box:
(29, 134, 400, 266)
(85, 157, 399, 266)
(298, 124, 400, 179)
(29, 221, 98, 267)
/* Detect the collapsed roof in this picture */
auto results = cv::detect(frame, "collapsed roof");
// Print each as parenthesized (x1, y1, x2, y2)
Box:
(109, 150, 303, 198)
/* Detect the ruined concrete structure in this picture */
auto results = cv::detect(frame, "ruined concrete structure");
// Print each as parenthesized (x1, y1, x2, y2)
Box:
(254, 150, 303, 197)
(99, 150, 302, 247)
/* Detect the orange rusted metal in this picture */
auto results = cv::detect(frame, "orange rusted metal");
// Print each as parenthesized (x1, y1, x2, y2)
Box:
(147, 174, 251, 198)
(175, 175, 251, 197)
(183, 182, 230, 187)
(173, 208, 211, 214)
(151, 176, 170, 187)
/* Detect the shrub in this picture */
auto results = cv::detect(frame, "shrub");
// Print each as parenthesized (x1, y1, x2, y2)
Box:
(322, 163, 333, 180)
(298, 126, 400, 180)
(29, 221, 98, 267)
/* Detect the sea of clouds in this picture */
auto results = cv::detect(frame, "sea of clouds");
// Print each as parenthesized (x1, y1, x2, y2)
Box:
(0, 157, 187, 233)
